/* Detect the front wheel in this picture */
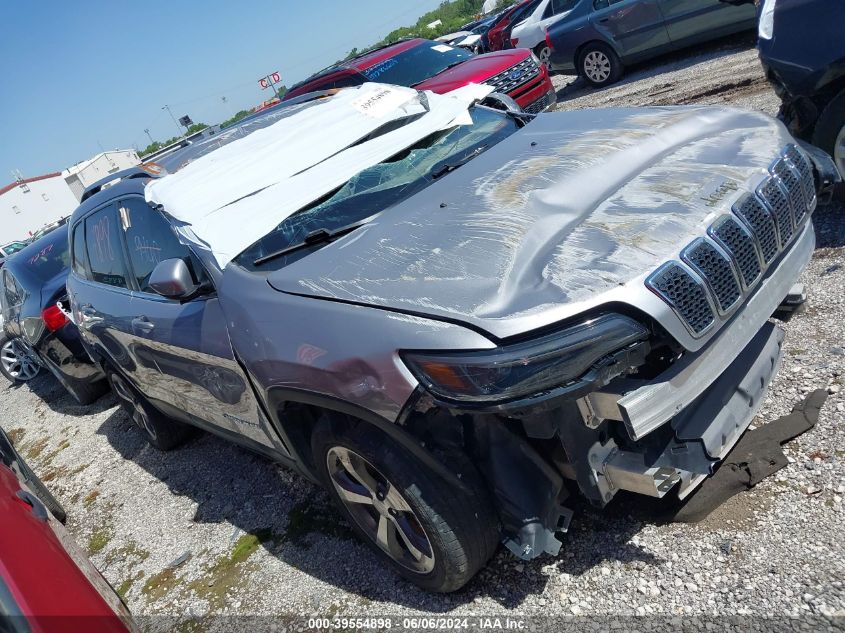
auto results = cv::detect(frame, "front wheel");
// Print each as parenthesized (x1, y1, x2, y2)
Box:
(534, 44, 552, 71)
(812, 90, 845, 201)
(312, 419, 499, 592)
(578, 42, 623, 87)
(0, 335, 42, 383)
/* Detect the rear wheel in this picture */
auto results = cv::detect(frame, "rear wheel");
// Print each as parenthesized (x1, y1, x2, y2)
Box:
(106, 369, 194, 451)
(0, 335, 41, 383)
(812, 90, 845, 200)
(578, 42, 623, 87)
(312, 418, 499, 592)
(534, 44, 552, 71)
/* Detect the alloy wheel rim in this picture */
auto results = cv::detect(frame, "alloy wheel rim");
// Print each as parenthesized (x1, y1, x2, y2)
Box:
(538, 46, 552, 69)
(584, 50, 611, 83)
(1, 339, 40, 381)
(835, 123, 845, 182)
(327, 446, 435, 574)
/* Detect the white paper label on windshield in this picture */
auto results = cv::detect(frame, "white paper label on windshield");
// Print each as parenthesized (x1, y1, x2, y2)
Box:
(431, 44, 453, 53)
(350, 86, 415, 119)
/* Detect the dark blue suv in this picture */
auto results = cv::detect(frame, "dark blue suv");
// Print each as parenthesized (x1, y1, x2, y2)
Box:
(757, 0, 845, 192)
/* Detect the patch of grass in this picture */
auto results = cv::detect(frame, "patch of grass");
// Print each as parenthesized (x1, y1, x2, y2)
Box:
(40, 440, 72, 467)
(142, 568, 180, 601)
(7, 428, 25, 444)
(105, 542, 150, 567)
(116, 571, 144, 601)
(41, 463, 87, 483)
(174, 619, 209, 633)
(25, 437, 49, 460)
(187, 530, 279, 609)
(284, 502, 351, 545)
(83, 489, 101, 508)
(88, 526, 113, 555)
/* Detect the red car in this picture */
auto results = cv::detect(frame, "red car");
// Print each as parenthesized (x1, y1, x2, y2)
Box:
(0, 427, 133, 633)
(486, 0, 542, 52)
(283, 38, 556, 114)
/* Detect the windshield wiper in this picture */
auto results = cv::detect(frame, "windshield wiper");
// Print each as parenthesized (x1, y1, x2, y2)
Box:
(430, 145, 488, 179)
(253, 221, 366, 266)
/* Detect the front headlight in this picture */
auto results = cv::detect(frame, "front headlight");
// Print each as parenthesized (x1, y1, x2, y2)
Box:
(530, 51, 541, 67)
(759, 0, 777, 40)
(401, 314, 648, 403)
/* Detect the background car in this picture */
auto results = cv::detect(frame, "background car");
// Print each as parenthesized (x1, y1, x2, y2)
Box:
(510, 0, 582, 68)
(0, 226, 108, 403)
(0, 426, 133, 631)
(546, 0, 757, 86)
(0, 241, 29, 270)
(485, 0, 544, 52)
(284, 38, 556, 114)
(757, 0, 845, 197)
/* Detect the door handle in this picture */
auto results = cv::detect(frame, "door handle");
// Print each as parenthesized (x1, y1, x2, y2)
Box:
(132, 317, 155, 335)
(599, 17, 610, 23)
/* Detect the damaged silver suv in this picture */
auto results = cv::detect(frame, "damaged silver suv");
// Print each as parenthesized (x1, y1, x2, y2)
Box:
(67, 84, 840, 592)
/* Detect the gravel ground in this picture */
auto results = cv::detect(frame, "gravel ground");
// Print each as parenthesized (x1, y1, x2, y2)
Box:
(3, 34, 845, 632)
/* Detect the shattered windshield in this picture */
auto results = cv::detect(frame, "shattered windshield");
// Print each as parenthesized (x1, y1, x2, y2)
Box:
(235, 106, 519, 271)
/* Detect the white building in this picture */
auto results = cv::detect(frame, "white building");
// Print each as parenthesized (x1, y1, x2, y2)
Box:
(0, 173, 80, 244)
(63, 149, 140, 201)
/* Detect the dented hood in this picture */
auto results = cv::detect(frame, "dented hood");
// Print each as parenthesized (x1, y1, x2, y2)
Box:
(268, 106, 793, 340)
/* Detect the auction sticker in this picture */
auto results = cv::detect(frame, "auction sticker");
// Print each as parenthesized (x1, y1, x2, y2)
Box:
(431, 44, 454, 53)
(351, 86, 415, 119)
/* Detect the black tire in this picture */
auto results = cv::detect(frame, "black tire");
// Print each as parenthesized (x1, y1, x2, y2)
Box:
(105, 368, 195, 451)
(811, 89, 845, 201)
(311, 417, 499, 593)
(64, 376, 109, 406)
(534, 43, 553, 72)
(0, 334, 42, 383)
(578, 41, 623, 87)
(24, 471, 67, 524)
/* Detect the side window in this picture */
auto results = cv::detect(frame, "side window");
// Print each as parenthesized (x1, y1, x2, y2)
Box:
(71, 223, 87, 277)
(2, 269, 24, 308)
(118, 197, 195, 293)
(84, 206, 131, 289)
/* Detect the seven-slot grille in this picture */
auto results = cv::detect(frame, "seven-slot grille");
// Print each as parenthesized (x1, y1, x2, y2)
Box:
(646, 145, 816, 337)
(483, 57, 540, 95)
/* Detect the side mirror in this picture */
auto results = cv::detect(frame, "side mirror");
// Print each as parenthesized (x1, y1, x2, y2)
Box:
(148, 259, 196, 300)
(480, 92, 523, 114)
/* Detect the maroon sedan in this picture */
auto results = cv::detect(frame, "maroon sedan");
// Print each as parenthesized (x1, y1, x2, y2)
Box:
(283, 38, 557, 114)
(0, 426, 133, 632)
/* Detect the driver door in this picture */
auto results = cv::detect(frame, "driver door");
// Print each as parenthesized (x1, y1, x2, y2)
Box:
(114, 195, 281, 451)
(591, 0, 672, 60)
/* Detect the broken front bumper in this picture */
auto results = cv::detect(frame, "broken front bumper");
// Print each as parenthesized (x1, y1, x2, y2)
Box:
(583, 220, 815, 503)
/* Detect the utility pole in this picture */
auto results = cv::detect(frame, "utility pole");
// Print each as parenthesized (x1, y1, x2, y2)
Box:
(162, 105, 183, 137)
(144, 128, 154, 145)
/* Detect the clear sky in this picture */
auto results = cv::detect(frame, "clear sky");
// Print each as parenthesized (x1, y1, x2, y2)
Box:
(0, 0, 445, 182)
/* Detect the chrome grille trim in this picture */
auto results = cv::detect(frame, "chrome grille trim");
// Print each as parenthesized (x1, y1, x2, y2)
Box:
(733, 193, 779, 265)
(681, 238, 742, 315)
(708, 215, 762, 291)
(647, 263, 716, 336)
(784, 143, 816, 221)
(757, 176, 794, 247)
(483, 57, 540, 95)
(646, 145, 815, 338)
